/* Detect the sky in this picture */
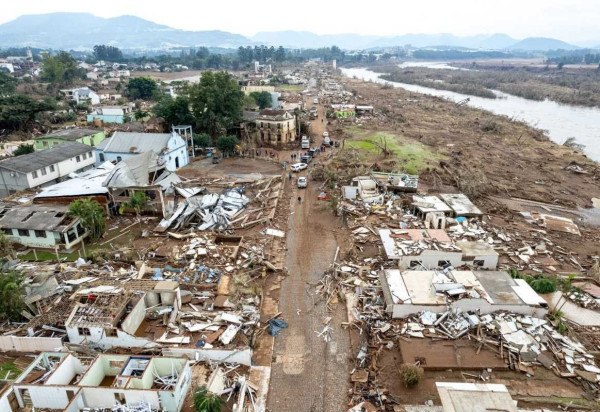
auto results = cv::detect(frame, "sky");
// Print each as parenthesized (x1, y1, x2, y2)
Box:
(2, 0, 599, 44)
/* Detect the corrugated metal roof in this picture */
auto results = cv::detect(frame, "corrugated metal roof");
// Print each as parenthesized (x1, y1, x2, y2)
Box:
(37, 128, 101, 141)
(99, 132, 174, 154)
(0, 142, 92, 173)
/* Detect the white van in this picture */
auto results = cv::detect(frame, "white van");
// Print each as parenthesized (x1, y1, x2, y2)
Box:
(301, 135, 310, 149)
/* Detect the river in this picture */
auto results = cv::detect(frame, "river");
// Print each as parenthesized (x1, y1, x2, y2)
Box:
(341, 67, 600, 162)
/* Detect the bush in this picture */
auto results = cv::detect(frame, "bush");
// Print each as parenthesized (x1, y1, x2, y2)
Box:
(193, 387, 221, 412)
(528, 277, 557, 294)
(400, 363, 423, 388)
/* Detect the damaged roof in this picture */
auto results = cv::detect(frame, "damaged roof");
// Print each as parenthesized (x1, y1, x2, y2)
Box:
(98, 132, 175, 154)
(0, 204, 77, 232)
(439, 193, 483, 217)
(37, 128, 101, 141)
(0, 142, 92, 173)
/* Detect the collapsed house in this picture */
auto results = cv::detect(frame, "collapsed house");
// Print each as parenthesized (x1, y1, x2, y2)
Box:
(344, 176, 384, 204)
(7, 352, 191, 412)
(380, 269, 548, 318)
(65, 281, 181, 349)
(378, 228, 499, 269)
(157, 187, 250, 232)
(370, 171, 418, 193)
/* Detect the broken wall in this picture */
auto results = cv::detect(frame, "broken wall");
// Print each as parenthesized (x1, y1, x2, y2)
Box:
(0, 335, 63, 352)
(121, 298, 146, 336)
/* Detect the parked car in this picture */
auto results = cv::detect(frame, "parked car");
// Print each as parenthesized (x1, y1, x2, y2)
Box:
(300, 155, 312, 164)
(297, 176, 308, 188)
(291, 162, 308, 172)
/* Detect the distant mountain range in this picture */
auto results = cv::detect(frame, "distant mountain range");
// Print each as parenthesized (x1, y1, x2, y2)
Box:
(0, 13, 249, 49)
(0, 13, 591, 51)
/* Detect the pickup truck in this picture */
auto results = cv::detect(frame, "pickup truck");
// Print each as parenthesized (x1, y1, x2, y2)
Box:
(301, 136, 310, 149)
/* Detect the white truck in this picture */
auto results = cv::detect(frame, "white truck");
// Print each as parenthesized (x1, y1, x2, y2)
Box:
(301, 135, 310, 149)
(323, 131, 330, 146)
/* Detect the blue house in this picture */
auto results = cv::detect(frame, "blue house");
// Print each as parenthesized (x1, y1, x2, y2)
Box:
(87, 106, 132, 124)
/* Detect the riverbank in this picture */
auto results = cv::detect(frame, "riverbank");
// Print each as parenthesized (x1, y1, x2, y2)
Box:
(339, 75, 600, 209)
(373, 65, 600, 108)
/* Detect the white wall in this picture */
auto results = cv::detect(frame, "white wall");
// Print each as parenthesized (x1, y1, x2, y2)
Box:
(390, 300, 548, 319)
(26, 150, 96, 188)
(20, 385, 71, 409)
(121, 298, 146, 335)
(81, 387, 160, 409)
(66, 324, 156, 349)
(398, 251, 463, 270)
(0, 335, 63, 352)
(163, 133, 189, 171)
(0, 388, 14, 412)
(162, 347, 252, 366)
(46, 355, 84, 385)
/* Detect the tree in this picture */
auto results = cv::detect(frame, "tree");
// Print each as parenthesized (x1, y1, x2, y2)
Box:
(13, 144, 34, 156)
(133, 109, 149, 123)
(120, 191, 149, 218)
(189, 71, 244, 136)
(249, 91, 273, 109)
(0, 71, 17, 96)
(152, 96, 194, 128)
(93, 45, 123, 61)
(0, 232, 14, 260)
(0, 270, 24, 321)
(126, 77, 160, 100)
(41, 51, 84, 84)
(193, 387, 221, 412)
(0, 95, 56, 131)
(193, 133, 212, 148)
(68, 199, 106, 240)
(216, 135, 239, 155)
(274, 46, 286, 62)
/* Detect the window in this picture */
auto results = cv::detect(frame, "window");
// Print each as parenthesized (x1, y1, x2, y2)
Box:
(99, 153, 105, 162)
(41, 167, 47, 176)
(81, 153, 86, 159)
(88, 151, 92, 158)
(76, 155, 81, 162)
(116, 156, 122, 162)
(34, 230, 47, 238)
(49, 165, 55, 172)
(1, 228, 12, 235)
(53, 142, 59, 146)
(31, 170, 38, 179)
(18, 229, 29, 237)
(76, 224, 85, 236)
(473, 259, 485, 267)
(409, 260, 422, 269)
(438, 260, 451, 268)
(77, 327, 91, 336)
(43, 141, 49, 148)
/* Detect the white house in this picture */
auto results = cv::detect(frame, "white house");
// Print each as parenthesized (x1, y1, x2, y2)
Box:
(95, 131, 189, 171)
(0, 204, 88, 250)
(10, 352, 192, 412)
(381, 269, 548, 319)
(60, 86, 100, 105)
(65, 281, 181, 349)
(0, 141, 96, 197)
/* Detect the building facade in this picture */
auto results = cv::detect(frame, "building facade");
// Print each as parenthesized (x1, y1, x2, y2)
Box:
(0, 142, 96, 197)
(96, 132, 189, 171)
(254, 109, 296, 144)
(34, 128, 106, 151)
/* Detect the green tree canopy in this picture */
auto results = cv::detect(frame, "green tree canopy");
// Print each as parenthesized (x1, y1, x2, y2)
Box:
(126, 77, 160, 100)
(13, 144, 34, 157)
(193, 133, 211, 148)
(0, 270, 25, 321)
(152, 96, 194, 128)
(189, 71, 244, 136)
(41, 51, 84, 84)
(249, 91, 273, 109)
(0, 95, 56, 131)
(0, 71, 17, 96)
(68, 199, 106, 240)
(93, 45, 123, 61)
(216, 135, 239, 155)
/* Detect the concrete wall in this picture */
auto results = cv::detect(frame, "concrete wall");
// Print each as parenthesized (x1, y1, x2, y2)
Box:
(121, 298, 146, 336)
(390, 300, 548, 319)
(87, 114, 125, 124)
(462, 253, 498, 270)
(35, 131, 106, 151)
(0, 388, 15, 412)
(162, 347, 252, 366)
(0, 335, 63, 352)
(2, 229, 61, 248)
(163, 134, 189, 171)
(66, 324, 156, 349)
(398, 251, 463, 270)
(0, 169, 28, 197)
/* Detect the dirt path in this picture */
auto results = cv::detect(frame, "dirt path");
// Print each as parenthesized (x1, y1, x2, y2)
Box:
(267, 174, 350, 411)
